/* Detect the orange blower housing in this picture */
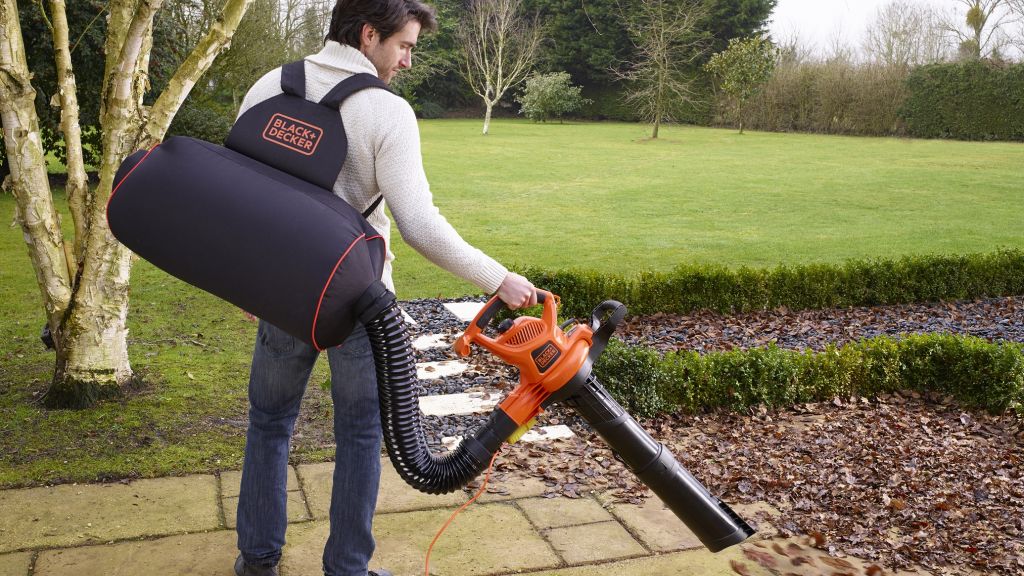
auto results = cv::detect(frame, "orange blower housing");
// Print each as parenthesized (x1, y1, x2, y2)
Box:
(454, 291, 592, 427)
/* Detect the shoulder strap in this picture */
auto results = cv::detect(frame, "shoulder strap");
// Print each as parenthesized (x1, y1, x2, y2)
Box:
(319, 73, 392, 109)
(361, 195, 384, 219)
(322, 72, 391, 218)
(280, 60, 306, 98)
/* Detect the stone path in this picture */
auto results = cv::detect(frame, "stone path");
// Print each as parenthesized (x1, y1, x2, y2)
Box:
(0, 455, 788, 576)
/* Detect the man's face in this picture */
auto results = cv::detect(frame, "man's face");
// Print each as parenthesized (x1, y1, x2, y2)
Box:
(360, 20, 421, 84)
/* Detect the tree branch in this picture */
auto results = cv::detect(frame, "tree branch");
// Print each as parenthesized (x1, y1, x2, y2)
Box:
(140, 0, 252, 148)
(48, 0, 91, 266)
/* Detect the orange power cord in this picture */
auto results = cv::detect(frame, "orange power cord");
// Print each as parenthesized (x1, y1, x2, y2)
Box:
(423, 449, 502, 576)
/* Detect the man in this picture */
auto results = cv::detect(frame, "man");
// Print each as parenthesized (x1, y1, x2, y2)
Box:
(232, 1, 537, 575)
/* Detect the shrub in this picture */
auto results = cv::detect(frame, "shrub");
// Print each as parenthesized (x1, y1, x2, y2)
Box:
(516, 72, 590, 122)
(517, 249, 1024, 319)
(593, 334, 1024, 418)
(900, 61, 1024, 141)
(167, 99, 234, 144)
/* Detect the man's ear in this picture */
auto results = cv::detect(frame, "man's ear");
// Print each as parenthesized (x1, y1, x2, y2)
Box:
(359, 23, 377, 49)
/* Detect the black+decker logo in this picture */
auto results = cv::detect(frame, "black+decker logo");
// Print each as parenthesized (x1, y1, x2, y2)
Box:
(262, 113, 323, 156)
(531, 342, 561, 373)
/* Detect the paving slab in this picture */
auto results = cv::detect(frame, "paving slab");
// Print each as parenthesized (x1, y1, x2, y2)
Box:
(544, 520, 646, 564)
(419, 391, 498, 415)
(34, 529, 236, 576)
(299, 460, 467, 519)
(412, 334, 450, 350)
(416, 361, 469, 381)
(474, 475, 550, 504)
(0, 476, 220, 553)
(597, 491, 704, 552)
(442, 302, 485, 322)
(281, 503, 559, 576)
(222, 491, 310, 529)
(518, 547, 773, 576)
(0, 552, 31, 576)
(220, 466, 300, 498)
(516, 496, 615, 529)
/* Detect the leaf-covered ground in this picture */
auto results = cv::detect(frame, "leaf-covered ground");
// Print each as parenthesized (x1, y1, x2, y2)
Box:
(486, 297, 1024, 575)
(496, 392, 1023, 575)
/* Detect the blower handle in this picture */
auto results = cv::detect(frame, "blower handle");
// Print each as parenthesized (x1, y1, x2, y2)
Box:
(453, 290, 555, 358)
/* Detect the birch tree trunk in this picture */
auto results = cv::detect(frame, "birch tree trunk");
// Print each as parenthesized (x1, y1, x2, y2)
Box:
(1, 0, 252, 408)
(457, 0, 542, 136)
(483, 101, 493, 135)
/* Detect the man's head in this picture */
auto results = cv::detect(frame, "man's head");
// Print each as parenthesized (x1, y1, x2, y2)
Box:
(326, 0, 437, 84)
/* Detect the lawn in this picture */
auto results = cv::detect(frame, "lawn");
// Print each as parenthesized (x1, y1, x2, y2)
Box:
(394, 120, 1024, 297)
(1, 120, 1022, 486)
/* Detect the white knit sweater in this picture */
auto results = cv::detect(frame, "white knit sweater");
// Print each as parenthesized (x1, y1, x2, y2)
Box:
(237, 42, 509, 295)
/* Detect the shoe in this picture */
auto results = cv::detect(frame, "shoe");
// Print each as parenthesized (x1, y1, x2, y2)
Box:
(369, 570, 393, 576)
(234, 554, 279, 576)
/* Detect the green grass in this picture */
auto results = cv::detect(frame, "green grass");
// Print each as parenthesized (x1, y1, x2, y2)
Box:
(1, 120, 1023, 487)
(393, 120, 1024, 298)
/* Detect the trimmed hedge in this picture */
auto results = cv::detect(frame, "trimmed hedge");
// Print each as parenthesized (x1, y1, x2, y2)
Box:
(900, 61, 1024, 141)
(518, 249, 1024, 319)
(593, 334, 1024, 418)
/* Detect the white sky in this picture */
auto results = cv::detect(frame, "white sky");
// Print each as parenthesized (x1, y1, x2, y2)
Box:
(768, 0, 953, 53)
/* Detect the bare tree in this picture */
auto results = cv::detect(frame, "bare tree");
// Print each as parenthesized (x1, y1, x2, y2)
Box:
(863, 0, 950, 67)
(615, 0, 708, 139)
(457, 0, 543, 135)
(940, 0, 1020, 59)
(1, 0, 252, 407)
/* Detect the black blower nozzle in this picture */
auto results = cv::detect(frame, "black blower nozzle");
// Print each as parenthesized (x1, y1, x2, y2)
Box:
(565, 373, 755, 552)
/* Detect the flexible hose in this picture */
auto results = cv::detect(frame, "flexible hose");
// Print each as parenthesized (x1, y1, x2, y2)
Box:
(363, 294, 515, 494)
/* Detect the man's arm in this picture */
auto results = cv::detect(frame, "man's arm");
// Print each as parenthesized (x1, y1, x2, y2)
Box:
(373, 97, 536, 308)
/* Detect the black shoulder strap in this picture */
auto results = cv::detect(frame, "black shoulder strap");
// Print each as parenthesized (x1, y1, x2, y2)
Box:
(361, 195, 383, 218)
(319, 73, 392, 109)
(280, 60, 306, 98)
(322, 73, 391, 218)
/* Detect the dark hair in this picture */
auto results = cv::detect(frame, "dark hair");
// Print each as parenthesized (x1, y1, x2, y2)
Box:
(326, 0, 437, 48)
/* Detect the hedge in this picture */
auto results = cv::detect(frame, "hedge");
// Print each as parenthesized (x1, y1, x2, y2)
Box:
(517, 249, 1024, 319)
(593, 334, 1024, 419)
(900, 61, 1024, 141)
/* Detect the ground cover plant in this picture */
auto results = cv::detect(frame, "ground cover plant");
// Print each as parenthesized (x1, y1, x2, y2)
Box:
(1, 120, 1022, 490)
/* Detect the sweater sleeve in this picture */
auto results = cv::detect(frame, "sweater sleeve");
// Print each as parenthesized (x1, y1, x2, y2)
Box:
(373, 97, 509, 294)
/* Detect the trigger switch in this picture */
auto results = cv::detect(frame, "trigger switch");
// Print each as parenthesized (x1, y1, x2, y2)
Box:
(497, 319, 515, 334)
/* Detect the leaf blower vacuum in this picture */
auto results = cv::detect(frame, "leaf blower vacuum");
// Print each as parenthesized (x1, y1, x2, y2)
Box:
(106, 60, 754, 553)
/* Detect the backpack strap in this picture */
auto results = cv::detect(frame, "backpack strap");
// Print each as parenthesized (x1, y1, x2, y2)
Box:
(280, 60, 306, 98)
(319, 73, 392, 109)
(361, 194, 384, 219)
(320, 73, 392, 218)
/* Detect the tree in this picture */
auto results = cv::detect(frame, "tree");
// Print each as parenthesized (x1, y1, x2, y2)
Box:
(704, 35, 777, 134)
(940, 0, 1020, 60)
(0, 0, 252, 408)
(699, 0, 777, 55)
(516, 71, 590, 121)
(863, 0, 950, 67)
(457, 0, 543, 135)
(615, 0, 708, 139)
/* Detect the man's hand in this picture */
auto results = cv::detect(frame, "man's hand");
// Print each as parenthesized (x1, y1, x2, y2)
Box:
(495, 272, 537, 310)
(242, 310, 257, 323)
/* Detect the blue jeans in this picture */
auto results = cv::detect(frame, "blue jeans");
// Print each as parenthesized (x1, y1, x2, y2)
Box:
(237, 320, 382, 576)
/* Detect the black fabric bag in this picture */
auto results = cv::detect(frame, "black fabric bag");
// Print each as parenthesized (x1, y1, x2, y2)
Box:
(108, 61, 390, 350)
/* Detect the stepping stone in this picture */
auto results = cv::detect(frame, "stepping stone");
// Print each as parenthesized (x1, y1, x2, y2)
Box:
(411, 333, 449, 350)
(442, 301, 486, 323)
(441, 425, 575, 450)
(419, 392, 499, 416)
(415, 360, 468, 380)
(400, 308, 418, 326)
